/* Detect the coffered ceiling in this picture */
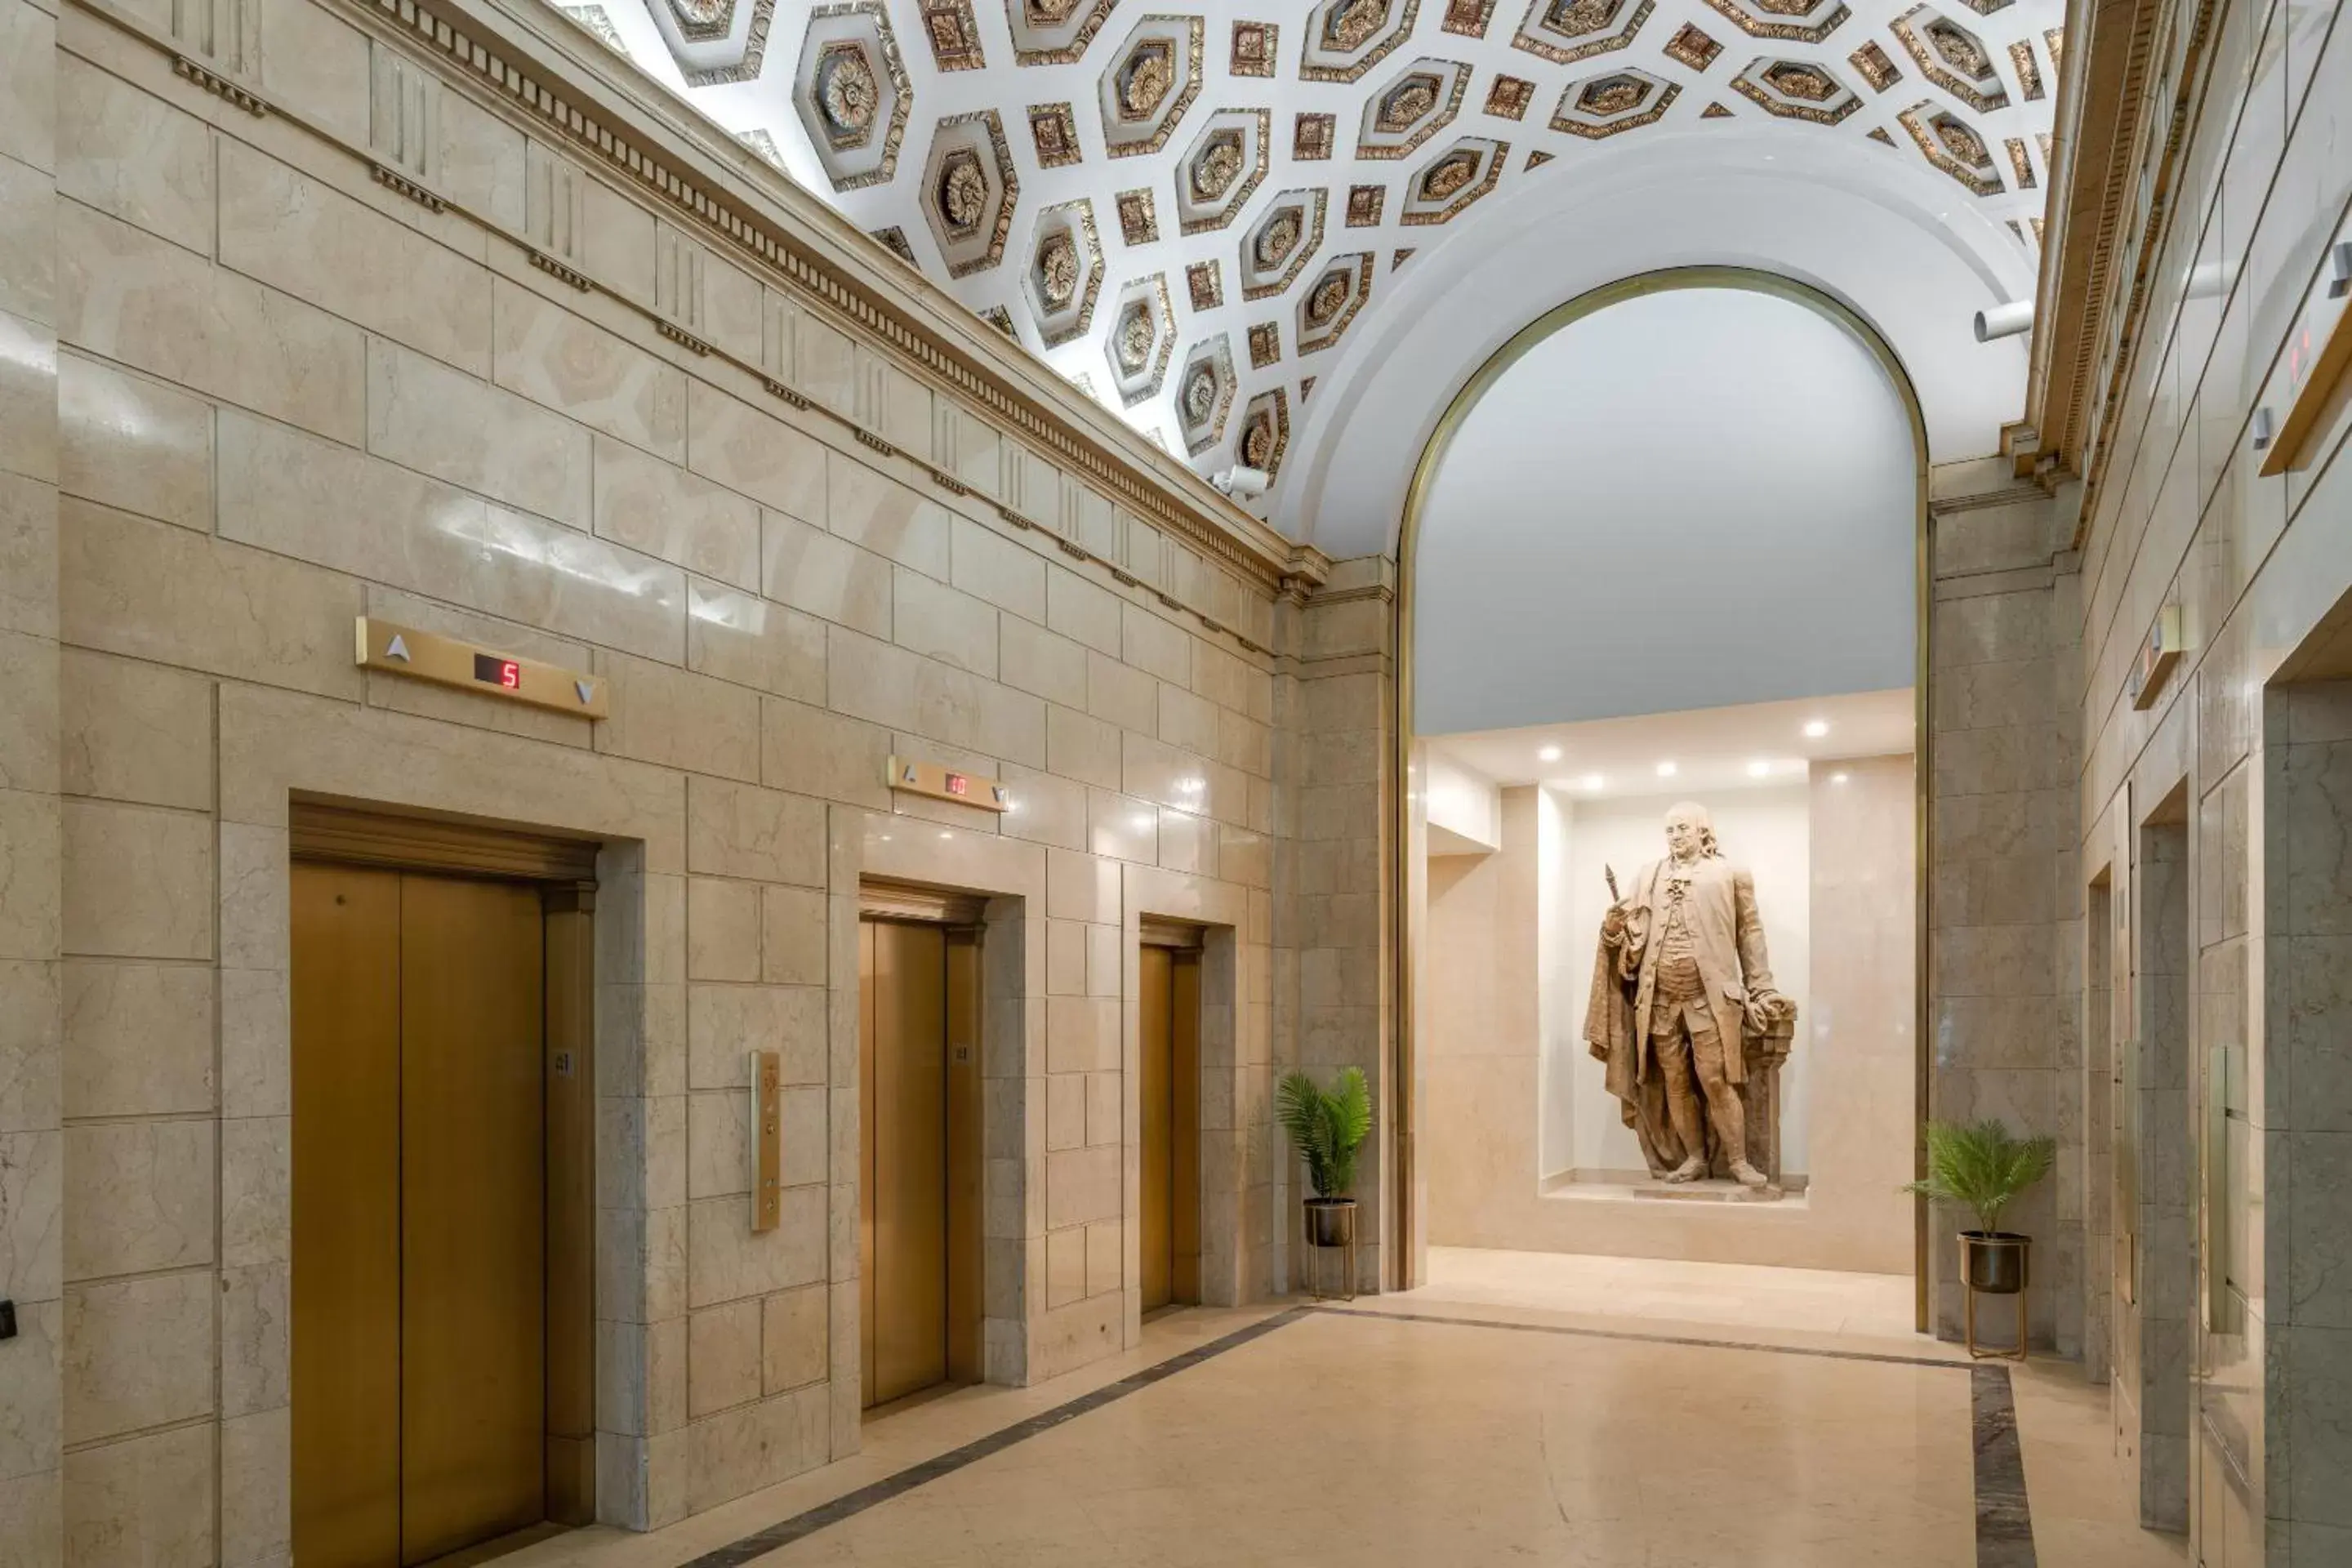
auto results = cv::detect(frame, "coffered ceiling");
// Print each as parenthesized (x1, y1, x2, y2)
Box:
(571, 0, 2064, 489)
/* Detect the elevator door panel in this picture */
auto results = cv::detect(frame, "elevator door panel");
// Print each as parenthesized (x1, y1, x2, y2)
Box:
(399, 876, 548, 1565)
(863, 920, 949, 1406)
(1140, 948, 1174, 1311)
(292, 865, 403, 1568)
(1171, 951, 1200, 1305)
(1139, 946, 1202, 1312)
(292, 865, 550, 1568)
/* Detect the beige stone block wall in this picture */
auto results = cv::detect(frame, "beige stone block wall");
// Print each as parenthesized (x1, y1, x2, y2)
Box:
(0, 0, 63, 1554)
(16, 0, 1315, 1552)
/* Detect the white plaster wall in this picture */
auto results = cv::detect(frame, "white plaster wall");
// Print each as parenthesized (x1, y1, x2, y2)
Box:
(1535, 788, 1575, 1181)
(1557, 786, 1812, 1175)
(1412, 288, 1918, 735)
(1424, 750, 1500, 853)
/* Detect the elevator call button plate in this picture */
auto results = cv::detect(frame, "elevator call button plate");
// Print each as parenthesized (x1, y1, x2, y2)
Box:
(355, 617, 608, 719)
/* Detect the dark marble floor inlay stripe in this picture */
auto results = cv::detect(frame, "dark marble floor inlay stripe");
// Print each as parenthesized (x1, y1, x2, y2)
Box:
(1972, 1363, 2038, 1567)
(1314, 1303, 1978, 1371)
(675, 1306, 1314, 1568)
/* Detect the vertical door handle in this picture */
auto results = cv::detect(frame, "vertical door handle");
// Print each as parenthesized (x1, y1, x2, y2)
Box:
(751, 1049, 782, 1233)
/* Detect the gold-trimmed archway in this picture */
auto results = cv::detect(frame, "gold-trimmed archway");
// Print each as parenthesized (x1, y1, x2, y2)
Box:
(1387, 265, 1935, 1329)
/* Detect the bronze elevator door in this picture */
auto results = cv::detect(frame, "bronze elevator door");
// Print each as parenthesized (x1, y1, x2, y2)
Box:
(859, 919, 982, 1408)
(292, 864, 549, 1566)
(1139, 944, 1201, 1312)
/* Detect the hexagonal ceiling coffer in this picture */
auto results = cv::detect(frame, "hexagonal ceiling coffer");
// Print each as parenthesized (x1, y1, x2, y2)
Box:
(1357, 58, 1472, 158)
(1295, 252, 1374, 352)
(1550, 67, 1678, 136)
(1400, 136, 1509, 222)
(1701, 0, 1851, 44)
(1104, 274, 1178, 407)
(1172, 109, 1272, 235)
(1301, 0, 1421, 82)
(922, 109, 1020, 277)
(1891, 6, 2009, 112)
(1731, 57, 1862, 122)
(1098, 15, 1205, 158)
(1239, 189, 1328, 301)
(792, 3, 911, 190)
(1511, 0, 1655, 65)
(1174, 336, 1238, 455)
(1899, 99, 2002, 194)
(1005, 0, 1120, 63)
(1236, 388, 1291, 479)
(1024, 198, 1104, 348)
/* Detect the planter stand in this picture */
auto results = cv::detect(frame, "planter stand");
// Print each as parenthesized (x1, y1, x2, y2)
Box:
(1959, 1232, 2030, 1361)
(1299, 1197, 1359, 1302)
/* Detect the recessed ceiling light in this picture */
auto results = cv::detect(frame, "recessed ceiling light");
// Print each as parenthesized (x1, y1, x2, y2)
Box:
(939, 831, 953, 840)
(1831, 772, 1851, 785)
(1581, 773, 1604, 791)
(1803, 719, 1829, 738)
(1655, 761, 1677, 777)
(1746, 760, 1771, 778)
(1538, 745, 1561, 763)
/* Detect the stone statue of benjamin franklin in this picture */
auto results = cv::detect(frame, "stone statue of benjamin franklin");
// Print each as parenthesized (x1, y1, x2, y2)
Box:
(1584, 801, 1797, 1191)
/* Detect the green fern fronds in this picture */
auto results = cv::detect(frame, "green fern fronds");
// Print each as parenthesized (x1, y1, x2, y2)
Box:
(1277, 1067, 1373, 1199)
(1902, 1118, 2056, 1235)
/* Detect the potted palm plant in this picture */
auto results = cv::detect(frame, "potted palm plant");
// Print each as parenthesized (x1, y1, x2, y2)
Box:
(1904, 1118, 2056, 1356)
(1278, 1066, 1372, 1250)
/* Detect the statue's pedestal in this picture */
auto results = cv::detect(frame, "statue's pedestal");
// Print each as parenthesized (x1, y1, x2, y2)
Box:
(1627, 1178, 1787, 1204)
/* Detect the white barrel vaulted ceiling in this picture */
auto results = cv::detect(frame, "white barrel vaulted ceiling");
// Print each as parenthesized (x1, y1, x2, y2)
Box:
(579, 0, 2063, 501)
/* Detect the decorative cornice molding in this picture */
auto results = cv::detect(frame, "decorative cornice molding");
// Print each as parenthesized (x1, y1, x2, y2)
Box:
(2023, 0, 2180, 536)
(1306, 582, 1396, 606)
(365, 0, 1317, 593)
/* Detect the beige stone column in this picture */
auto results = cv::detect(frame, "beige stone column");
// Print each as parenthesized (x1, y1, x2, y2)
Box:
(1924, 460, 2079, 1351)
(0, 0, 60, 1555)
(1276, 555, 1396, 1293)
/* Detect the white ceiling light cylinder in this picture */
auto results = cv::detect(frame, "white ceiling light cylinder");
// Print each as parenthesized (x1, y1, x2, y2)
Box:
(1973, 299, 2034, 342)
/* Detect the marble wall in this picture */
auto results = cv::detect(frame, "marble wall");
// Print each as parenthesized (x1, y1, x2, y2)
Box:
(1923, 461, 2081, 1353)
(0, 0, 62, 1549)
(0, 0, 1350, 1553)
(2061, 0, 2352, 1558)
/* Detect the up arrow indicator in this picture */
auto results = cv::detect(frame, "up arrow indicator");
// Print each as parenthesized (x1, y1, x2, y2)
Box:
(385, 633, 411, 662)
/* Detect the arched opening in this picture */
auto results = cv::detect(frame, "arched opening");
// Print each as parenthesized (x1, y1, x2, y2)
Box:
(1397, 268, 1930, 1330)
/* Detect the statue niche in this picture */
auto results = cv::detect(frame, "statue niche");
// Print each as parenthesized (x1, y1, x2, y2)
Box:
(1582, 800, 1797, 1199)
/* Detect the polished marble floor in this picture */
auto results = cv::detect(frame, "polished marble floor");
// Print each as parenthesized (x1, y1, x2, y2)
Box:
(1418, 1244, 1922, 1342)
(512, 1252, 2188, 1568)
